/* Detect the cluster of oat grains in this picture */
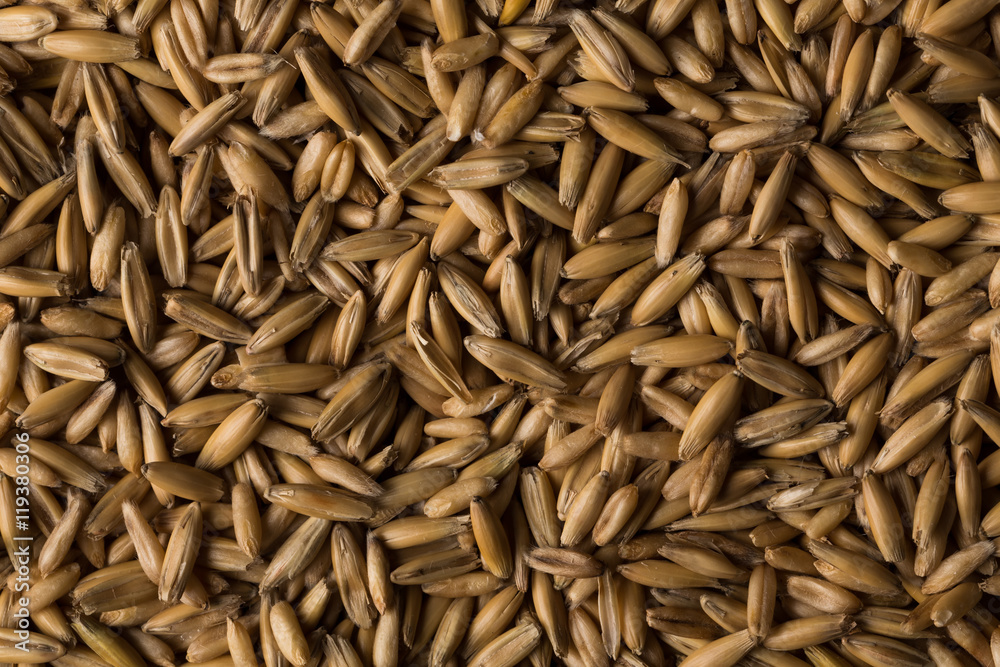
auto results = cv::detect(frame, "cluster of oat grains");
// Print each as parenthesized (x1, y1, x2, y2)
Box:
(0, 0, 999, 664)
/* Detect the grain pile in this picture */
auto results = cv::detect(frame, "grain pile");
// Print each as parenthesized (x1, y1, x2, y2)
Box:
(0, 0, 999, 664)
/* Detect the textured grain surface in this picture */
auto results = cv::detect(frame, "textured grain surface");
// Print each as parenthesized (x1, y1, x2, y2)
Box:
(2, 0, 1000, 664)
